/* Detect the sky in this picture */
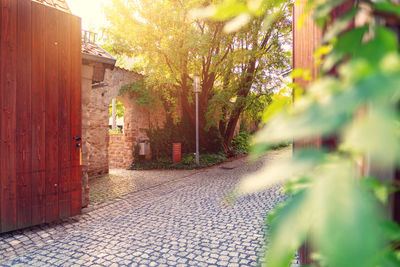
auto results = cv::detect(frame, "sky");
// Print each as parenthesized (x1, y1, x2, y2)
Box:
(65, 0, 111, 31)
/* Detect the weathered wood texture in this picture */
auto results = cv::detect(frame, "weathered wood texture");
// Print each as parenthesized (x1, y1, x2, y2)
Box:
(293, 0, 323, 150)
(0, 0, 82, 233)
(293, 0, 323, 88)
(293, 0, 353, 264)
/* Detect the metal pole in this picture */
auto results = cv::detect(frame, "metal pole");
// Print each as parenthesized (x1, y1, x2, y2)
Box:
(193, 75, 200, 165)
(195, 91, 199, 165)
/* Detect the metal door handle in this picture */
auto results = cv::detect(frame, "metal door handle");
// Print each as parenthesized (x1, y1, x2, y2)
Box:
(73, 137, 81, 141)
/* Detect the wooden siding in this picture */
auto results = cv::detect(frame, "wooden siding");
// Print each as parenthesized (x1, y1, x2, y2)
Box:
(0, 0, 82, 233)
(293, 1, 357, 264)
(293, 0, 323, 151)
(293, 0, 323, 89)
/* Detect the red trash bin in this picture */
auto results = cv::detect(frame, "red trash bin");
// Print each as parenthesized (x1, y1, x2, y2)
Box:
(172, 143, 181, 163)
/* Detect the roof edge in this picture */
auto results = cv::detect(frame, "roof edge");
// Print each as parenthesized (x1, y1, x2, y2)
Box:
(82, 53, 117, 66)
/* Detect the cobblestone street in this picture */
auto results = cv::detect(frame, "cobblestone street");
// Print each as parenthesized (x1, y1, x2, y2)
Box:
(0, 148, 296, 266)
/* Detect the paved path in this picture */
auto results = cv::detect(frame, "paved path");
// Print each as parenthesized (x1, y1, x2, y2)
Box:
(88, 168, 199, 207)
(0, 148, 296, 266)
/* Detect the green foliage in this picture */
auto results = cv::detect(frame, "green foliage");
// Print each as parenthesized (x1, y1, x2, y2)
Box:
(130, 152, 227, 170)
(109, 129, 121, 134)
(145, 114, 223, 161)
(120, 79, 156, 107)
(231, 131, 251, 153)
(212, 0, 400, 266)
(262, 86, 292, 123)
(108, 99, 124, 118)
(104, 0, 291, 149)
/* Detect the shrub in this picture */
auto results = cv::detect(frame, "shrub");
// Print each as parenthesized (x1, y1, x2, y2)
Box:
(129, 152, 227, 170)
(231, 131, 250, 153)
(146, 113, 223, 160)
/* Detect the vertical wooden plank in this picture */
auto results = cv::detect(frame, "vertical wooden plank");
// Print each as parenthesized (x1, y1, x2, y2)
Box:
(293, 0, 322, 90)
(70, 15, 82, 215)
(0, 0, 2, 233)
(44, 6, 59, 223)
(293, 0, 322, 264)
(0, 0, 3, 234)
(293, 0, 323, 151)
(293, 1, 355, 264)
(58, 11, 72, 219)
(31, 1, 46, 226)
(16, 0, 32, 230)
(0, 0, 18, 233)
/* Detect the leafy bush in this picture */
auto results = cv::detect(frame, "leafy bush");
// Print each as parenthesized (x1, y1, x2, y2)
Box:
(129, 152, 227, 170)
(231, 131, 250, 153)
(146, 113, 223, 160)
(120, 79, 156, 107)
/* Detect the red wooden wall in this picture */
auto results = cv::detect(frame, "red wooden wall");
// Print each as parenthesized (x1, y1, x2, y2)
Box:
(293, 1, 323, 263)
(293, 0, 355, 264)
(0, 0, 82, 233)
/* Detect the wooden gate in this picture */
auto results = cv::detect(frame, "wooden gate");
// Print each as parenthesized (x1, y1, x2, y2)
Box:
(0, 0, 82, 233)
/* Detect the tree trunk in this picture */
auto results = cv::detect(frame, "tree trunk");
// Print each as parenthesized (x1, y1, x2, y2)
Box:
(222, 107, 243, 151)
(222, 58, 257, 151)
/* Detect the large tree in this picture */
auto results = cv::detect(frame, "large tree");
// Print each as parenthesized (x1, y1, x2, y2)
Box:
(103, 0, 291, 151)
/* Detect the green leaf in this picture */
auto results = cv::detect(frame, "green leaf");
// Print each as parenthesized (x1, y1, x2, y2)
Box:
(357, 26, 399, 65)
(330, 26, 368, 58)
(266, 191, 311, 267)
(323, 8, 359, 43)
(342, 108, 400, 168)
(262, 88, 292, 122)
(380, 252, 400, 267)
(378, 251, 400, 266)
(380, 220, 400, 241)
(324, 25, 399, 70)
(212, 1, 249, 20)
(313, 0, 346, 28)
(309, 161, 385, 267)
(373, 1, 400, 19)
(238, 149, 324, 195)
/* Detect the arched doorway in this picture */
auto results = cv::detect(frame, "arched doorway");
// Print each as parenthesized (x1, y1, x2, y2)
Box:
(109, 98, 125, 133)
(108, 96, 134, 168)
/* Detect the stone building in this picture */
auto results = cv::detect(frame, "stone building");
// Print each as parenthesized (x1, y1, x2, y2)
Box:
(80, 32, 167, 205)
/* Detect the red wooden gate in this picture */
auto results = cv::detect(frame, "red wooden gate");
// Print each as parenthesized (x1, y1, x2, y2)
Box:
(0, 0, 82, 233)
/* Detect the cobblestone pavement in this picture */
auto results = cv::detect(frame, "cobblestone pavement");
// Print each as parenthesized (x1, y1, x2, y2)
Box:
(1, 147, 298, 266)
(89, 169, 199, 207)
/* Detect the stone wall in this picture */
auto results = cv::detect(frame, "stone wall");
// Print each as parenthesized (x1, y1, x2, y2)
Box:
(82, 66, 143, 178)
(82, 65, 167, 178)
(109, 94, 167, 168)
(104, 68, 167, 169)
(108, 134, 133, 168)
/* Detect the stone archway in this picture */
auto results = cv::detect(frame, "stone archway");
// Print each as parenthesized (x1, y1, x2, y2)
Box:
(81, 66, 141, 205)
(82, 66, 142, 177)
(108, 95, 135, 169)
(81, 65, 169, 206)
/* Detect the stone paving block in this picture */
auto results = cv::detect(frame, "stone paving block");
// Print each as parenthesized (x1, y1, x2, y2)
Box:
(0, 148, 295, 267)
